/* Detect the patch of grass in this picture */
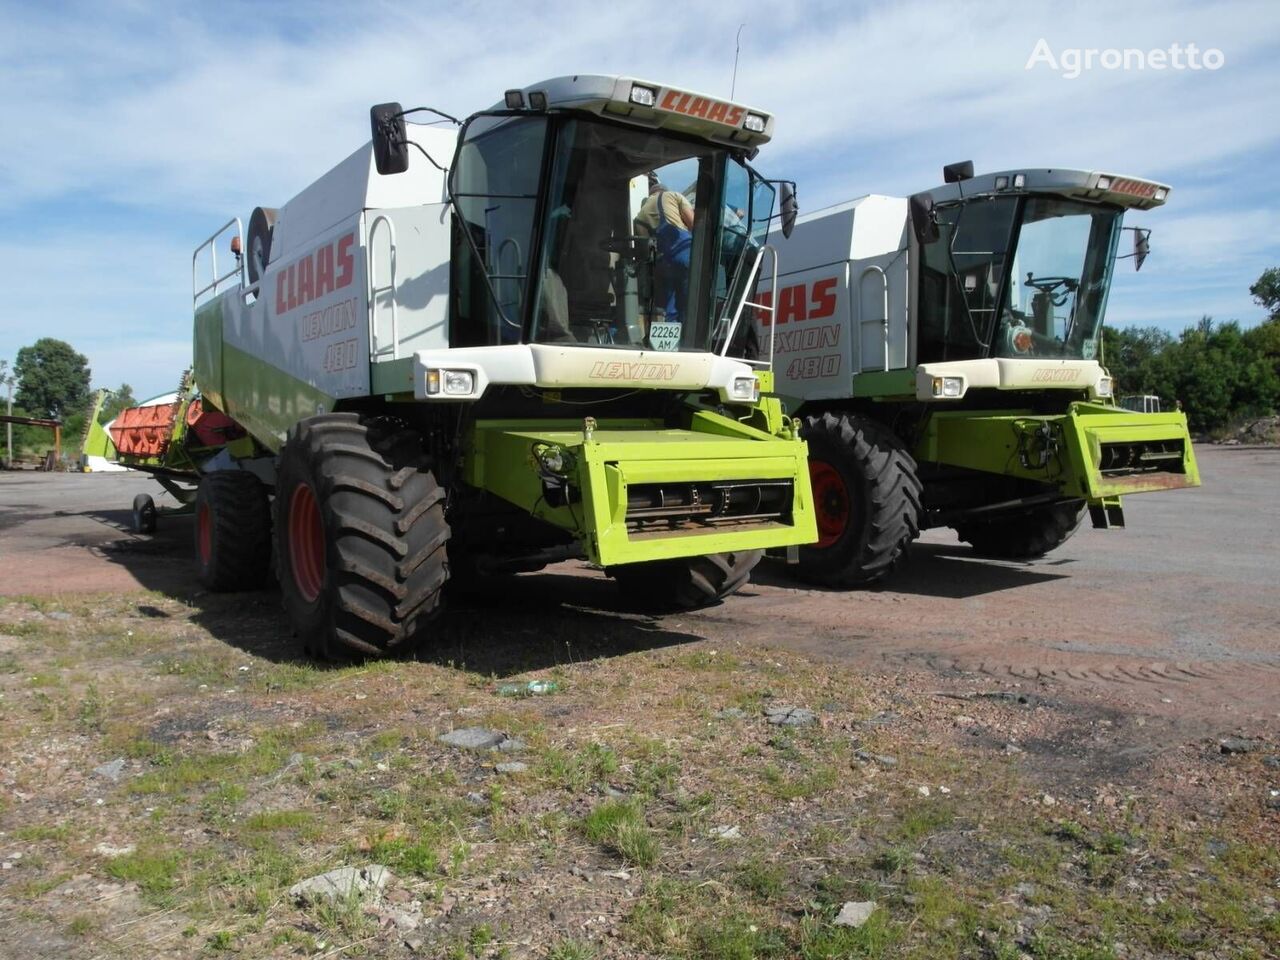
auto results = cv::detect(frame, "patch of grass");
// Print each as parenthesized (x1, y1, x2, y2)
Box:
(798, 908, 898, 959)
(581, 800, 658, 868)
(205, 930, 235, 951)
(106, 847, 182, 902)
(14, 823, 73, 842)
(242, 809, 315, 832)
(76, 682, 105, 733)
(547, 939, 597, 960)
(735, 856, 785, 900)
(759, 762, 838, 800)
(67, 915, 96, 937)
(310, 888, 373, 940)
(367, 831, 442, 878)
(894, 803, 954, 842)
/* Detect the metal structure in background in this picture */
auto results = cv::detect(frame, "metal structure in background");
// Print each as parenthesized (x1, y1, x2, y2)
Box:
(0, 414, 62, 469)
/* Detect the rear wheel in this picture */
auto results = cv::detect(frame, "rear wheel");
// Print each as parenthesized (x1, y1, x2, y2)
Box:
(132, 493, 157, 534)
(609, 550, 762, 611)
(955, 500, 1086, 559)
(273, 414, 449, 660)
(795, 412, 922, 587)
(193, 472, 272, 591)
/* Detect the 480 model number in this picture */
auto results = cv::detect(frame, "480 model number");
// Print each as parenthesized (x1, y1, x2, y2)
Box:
(786, 354, 841, 380)
(323, 338, 359, 373)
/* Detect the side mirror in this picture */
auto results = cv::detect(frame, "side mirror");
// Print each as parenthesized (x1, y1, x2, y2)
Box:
(1133, 228, 1150, 272)
(780, 181, 798, 239)
(909, 192, 940, 245)
(943, 160, 974, 183)
(370, 102, 409, 176)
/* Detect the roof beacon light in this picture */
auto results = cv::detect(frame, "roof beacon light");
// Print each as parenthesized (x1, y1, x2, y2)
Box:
(629, 84, 657, 107)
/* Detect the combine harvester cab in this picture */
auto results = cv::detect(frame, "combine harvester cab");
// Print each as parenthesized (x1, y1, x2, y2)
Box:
(104, 76, 817, 659)
(757, 163, 1199, 587)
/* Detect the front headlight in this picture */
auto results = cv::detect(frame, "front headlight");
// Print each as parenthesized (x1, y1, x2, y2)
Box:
(931, 376, 964, 398)
(1095, 376, 1114, 399)
(444, 370, 476, 396)
(729, 376, 760, 402)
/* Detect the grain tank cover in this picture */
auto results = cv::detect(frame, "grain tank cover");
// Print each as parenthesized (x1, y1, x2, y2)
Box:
(498, 75, 775, 149)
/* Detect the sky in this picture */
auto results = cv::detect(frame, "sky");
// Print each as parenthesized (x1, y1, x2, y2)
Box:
(1, 0, 1277, 399)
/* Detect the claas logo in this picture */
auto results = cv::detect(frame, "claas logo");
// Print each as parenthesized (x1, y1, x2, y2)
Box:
(757, 278, 839, 326)
(658, 90, 746, 128)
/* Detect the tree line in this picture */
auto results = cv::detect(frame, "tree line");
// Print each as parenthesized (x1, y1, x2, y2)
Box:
(1102, 267, 1280, 434)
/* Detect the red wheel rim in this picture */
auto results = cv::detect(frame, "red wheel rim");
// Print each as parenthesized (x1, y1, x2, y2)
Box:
(288, 483, 326, 603)
(809, 459, 850, 549)
(197, 502, 213, 566)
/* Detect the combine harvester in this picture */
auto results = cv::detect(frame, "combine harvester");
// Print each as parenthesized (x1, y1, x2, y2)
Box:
(87, 75, 817, 658)
(754, 162, 1200, 586)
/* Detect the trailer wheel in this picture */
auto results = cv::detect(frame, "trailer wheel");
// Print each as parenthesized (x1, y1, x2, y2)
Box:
(609, 550, 762, 611)
(954, 500, 1086, 560)
(194, 472, 272, 591)
(274, 413, 449, 660)
(795, 412, 922, 587)
(246, 207, 278, 285)
(132, 493, 157, 534)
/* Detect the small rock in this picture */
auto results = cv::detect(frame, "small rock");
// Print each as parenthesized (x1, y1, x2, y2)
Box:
(1004, 742, 1024, 755)
(1219, 737, 1263, 755)
(464, 792, 487, 807)
(1263, 755, 1280, 770)
(764, 705, 817, 727)
(93, 758, 126, 783)
(48, 611, 72, 621)
(495, 761, 528, 775)
(93, 842, 136, 858)
(495, 737, 526, 754)
(938, 785, 951, 795)
(439, 728, 506, 750)
(1014, 882, 1036, 898)
(715, 707, 748, 721)
(708, 825, 741, 840)
(288, 864, 391, 905)
(344, 757, 365, 770)
(1041, 794, 1057, 807)
(917, 786, 931, 797)
(833, 900, 877, 928)
(569, 865, 593, 881)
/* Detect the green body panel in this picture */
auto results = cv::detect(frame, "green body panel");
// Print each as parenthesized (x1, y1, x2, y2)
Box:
(917, 402, 1200, 502)
(370, 357, 416, 398)
(80, 390, 117, 463)
(218, 342, 334, 454)
(193, 301, 224, 413)
(850, 369, 915, 399)
(465, 404, 817, 565)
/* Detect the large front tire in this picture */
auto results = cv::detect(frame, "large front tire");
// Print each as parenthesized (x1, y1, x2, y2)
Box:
(609, 550, 763, 611)
(795, 412, 922, 587)
(274, 414, 449, 660)
(194, 472, 272, 591)
(954, 500, 1086, 560)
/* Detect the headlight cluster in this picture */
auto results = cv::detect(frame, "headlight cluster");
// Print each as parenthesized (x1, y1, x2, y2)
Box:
(729, 376, 760, 402)
(931, 376, 964, 398)
(424, 368, 479, 397)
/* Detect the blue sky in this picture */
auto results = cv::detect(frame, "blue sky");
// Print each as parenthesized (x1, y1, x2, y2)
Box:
(1, 0, 1277, 398)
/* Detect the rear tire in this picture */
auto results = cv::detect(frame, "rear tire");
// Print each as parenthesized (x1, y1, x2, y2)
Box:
(194, 472, 272, 591)
(609, 550, 762, 611)
(132, 493, 157, 534)
(795, 412, 922, 587)
(273, 413, 449, 660)
(955, 500, 1086, 559)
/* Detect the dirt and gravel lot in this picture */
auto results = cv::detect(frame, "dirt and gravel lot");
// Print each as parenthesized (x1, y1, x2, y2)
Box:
(0, 446, 1276, 959)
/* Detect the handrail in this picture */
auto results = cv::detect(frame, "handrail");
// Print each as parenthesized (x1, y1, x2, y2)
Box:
(192, 217, 244, 308)
(368, 214, 399, 359)
(859, 265, 889, 371)
(718, 244, 778, 371)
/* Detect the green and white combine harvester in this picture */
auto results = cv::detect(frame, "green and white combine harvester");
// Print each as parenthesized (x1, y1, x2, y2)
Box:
(753, 161, 1200, 586)
(86, 75, 819, 658)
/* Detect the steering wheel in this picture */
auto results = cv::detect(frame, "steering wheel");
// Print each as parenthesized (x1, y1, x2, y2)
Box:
(600, 235, 654, 260)
(1024, 274, 1078, 307)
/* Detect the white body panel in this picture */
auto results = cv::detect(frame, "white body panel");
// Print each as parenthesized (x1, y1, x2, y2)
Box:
(916, 358, 1111, 401)
(757, 196, 910, 401)
(223, 126, 457, 400)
